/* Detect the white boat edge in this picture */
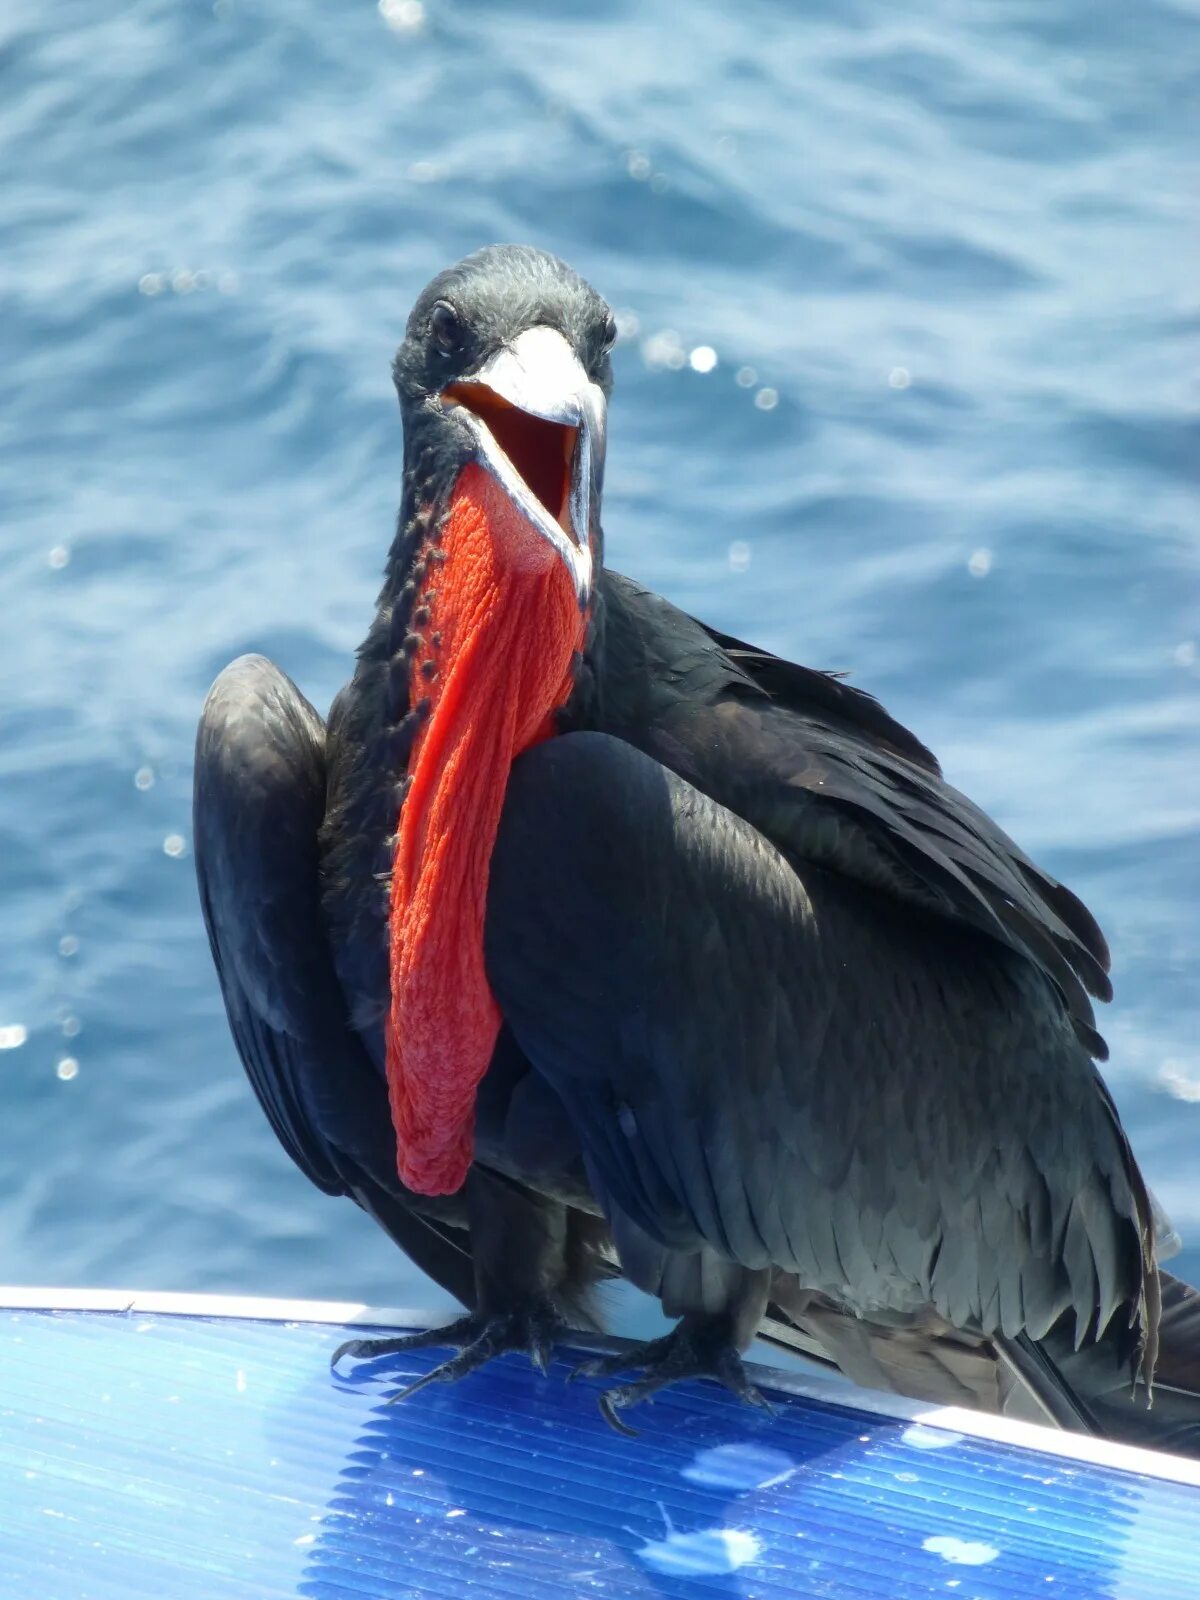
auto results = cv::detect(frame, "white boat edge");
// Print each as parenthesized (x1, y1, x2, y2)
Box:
(4, 1283, 1199, 1491)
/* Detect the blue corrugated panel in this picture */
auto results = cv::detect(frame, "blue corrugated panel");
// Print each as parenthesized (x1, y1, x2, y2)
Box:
(1, 1308, 1197, 1599)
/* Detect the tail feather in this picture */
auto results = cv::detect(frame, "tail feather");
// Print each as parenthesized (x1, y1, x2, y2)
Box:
(760, 1270, 1200, 1461)
(1031, 1270, 1200, 1457)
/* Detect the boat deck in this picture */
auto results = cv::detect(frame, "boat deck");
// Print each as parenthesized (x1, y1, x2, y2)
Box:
(2, 1290, 1197, 1598)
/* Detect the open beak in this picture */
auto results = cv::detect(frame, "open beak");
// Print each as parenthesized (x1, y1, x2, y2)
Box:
(438, 326, 606, 606)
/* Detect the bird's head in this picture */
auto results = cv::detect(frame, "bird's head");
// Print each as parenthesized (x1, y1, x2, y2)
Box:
(391, 244, 613, 607)
(381, 247, 614, 1197)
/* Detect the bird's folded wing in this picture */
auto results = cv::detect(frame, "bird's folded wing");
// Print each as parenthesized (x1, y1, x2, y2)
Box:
(648, 605, 1113, 1065)
(193, 654, 474, 1301)
(596, 576, 1110, 1060)
(194, 655, 351, 1193)
(486, 730, 1150, 1354)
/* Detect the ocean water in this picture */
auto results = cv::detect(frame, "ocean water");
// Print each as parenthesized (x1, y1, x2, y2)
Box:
(2, 0, 1197, 1323)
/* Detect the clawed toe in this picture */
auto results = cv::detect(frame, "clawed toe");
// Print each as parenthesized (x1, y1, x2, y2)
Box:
(332, 1308, 772, 1433)
(572, 1324, 773, 1434)
(569, 1334, 674, 1386)
(330, 1304, 564, 1403)
(331, 1315, 478, 1373)
(385, 1336, 501, 1403)
(598, 1386, 644, 1438)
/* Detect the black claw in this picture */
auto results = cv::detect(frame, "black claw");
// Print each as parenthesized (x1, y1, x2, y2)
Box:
(331, 1335, 413, 1370)
(710, 1352, 775, 1416)
(386, 1340, 494, 1403)
(386, 1367, 448, 1405)
(330, 1317, 475, 1373)
(598, 1391, 640, 1438)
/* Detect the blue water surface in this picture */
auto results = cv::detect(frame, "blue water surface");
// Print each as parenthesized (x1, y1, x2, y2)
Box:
(2, 0, 1198, 1321)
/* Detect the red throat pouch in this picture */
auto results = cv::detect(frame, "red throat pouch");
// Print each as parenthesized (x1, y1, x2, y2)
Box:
(385, 462, 585, 1195)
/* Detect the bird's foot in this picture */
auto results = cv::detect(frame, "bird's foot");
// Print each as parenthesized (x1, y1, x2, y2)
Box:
(571, 1320, 773, 1436)
(330, 1302, 564, 1404)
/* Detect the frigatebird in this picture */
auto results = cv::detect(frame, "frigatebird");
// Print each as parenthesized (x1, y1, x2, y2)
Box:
(194, 245, 1200, 1452)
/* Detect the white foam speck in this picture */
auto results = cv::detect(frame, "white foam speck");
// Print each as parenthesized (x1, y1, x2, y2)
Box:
(379, 0, 424, 30)
(1159, 1060, 1200, 1102)
(967, 547, 992, 578)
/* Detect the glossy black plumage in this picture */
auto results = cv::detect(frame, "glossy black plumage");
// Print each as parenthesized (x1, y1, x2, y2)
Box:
(194, 245, 1198, 1454)
(194, 657, 476, 1305)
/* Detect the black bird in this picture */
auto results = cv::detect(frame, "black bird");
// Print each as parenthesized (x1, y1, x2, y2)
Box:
(194, 245, 1200, 1452)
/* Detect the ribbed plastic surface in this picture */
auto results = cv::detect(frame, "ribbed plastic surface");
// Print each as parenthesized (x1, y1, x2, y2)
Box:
(2, 1308, 1197, 1599)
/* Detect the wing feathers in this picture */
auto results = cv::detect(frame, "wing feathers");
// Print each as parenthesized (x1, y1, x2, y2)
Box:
(602, 578, 1112, 1057)
(488, 732, 1152, 1373)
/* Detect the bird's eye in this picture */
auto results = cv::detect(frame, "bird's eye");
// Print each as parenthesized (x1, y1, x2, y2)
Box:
(430, 301, 463, 356)
(600, 309, 618, 351)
